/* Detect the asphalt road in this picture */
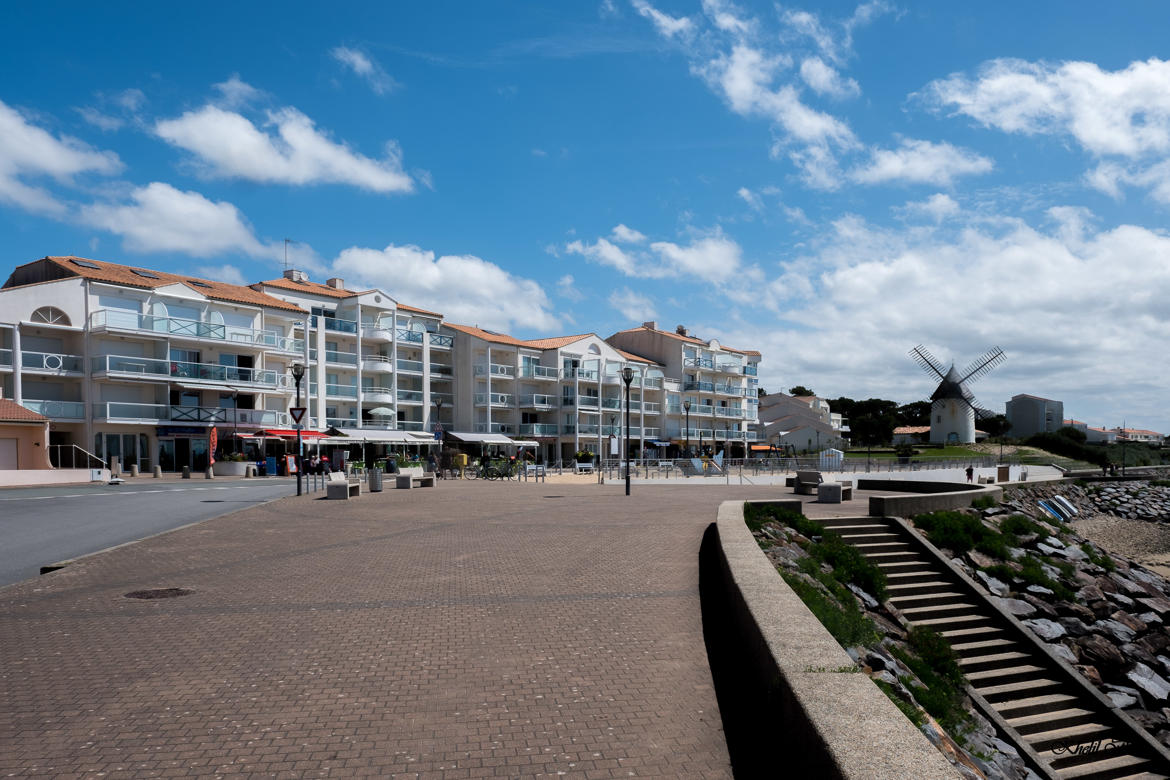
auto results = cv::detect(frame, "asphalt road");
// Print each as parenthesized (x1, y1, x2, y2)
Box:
(0, 478, 297, 588)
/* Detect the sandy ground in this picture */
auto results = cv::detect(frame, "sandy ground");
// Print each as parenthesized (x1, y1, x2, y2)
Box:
(1072, 513, 1170, 579)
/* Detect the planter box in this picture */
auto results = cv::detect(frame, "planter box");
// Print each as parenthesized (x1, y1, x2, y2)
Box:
(212, 461, 249, 476)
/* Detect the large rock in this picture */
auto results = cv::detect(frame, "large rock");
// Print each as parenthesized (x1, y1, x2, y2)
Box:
(1077, 634, 1126, 674)
(995, 597, 1036, 618)
(1139, 595, 1170, 618)
(1057, 601, 1097, 623)
(976, 570, 1009, 596)
(1110, 610, 1149, 635)
(1127, 663, 1170, 703)
(1093, 619, 1137, 644)
(1059, 617, 1092, 637)
(1050, 642, 1079, 665)
(1077, 584, 1106, 602)
(1023, 618, 1066, 641)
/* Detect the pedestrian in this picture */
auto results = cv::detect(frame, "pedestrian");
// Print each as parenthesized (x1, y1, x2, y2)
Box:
(965, 465, 974, 483)
(427, 451, 438, 474)
(321, 456, 331, 475)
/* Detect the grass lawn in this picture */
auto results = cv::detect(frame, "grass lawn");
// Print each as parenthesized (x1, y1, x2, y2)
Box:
(844, 445, 983, 460)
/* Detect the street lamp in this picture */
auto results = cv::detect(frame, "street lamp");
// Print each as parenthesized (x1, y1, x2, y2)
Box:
(683, 398, 692, 457)
(291, 362, 305, 496)
(622, 366, 634, 496)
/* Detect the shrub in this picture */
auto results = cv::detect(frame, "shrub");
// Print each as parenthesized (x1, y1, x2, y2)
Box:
(1081, 543, 1116, 572)
(913, 511, 1008, 560)
(970, 495, 996, 510)
(781, 572, 880, 648)
(809, 532, 888, 601)
(1025, 432, 1105, 466)
(891, 627, 971, 735)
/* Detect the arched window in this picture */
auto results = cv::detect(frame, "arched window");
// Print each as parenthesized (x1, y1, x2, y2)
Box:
(31, 306, 71, 326)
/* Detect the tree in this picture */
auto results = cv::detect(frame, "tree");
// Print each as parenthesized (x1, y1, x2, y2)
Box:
(1055, 425, 1087, 444)
(896, 401, 932, 427)
(850, 413, 896, 448)
(980, 414, 1011, 439)
(788, 385, 815, 397)
(757, 388, 768, 397)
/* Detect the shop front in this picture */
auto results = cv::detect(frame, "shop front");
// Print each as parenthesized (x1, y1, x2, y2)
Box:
(155, 425, 213, 473)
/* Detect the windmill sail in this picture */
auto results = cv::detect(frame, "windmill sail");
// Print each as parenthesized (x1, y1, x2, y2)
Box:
(909, 345, 947, 380)
(960, 346, 1006, 385)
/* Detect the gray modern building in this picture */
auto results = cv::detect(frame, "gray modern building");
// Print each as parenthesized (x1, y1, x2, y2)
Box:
(1005, 394, 1064, 439)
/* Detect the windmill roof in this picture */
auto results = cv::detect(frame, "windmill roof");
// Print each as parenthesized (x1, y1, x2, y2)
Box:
(931, 364, 971, 402)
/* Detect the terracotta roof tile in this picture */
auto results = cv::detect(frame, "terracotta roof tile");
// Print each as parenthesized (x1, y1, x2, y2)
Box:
(255, 277, 362, 299)
(0, 399, 47, 422)
(23, 257, 308, 314)
(611, 347, 661, 366)
(444, 322, 533, 347)
(608, 323, 761, 358)
(398, 302, 443, 318)
(894, 425, 931, 434)
(521, 333, 596, 350)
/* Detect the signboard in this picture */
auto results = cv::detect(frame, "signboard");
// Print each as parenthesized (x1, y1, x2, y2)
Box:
(609, 434, 619, 455)
(289, 407, 306, 425)
(285, 454, 298, 474)
(434, 430, 442, 440)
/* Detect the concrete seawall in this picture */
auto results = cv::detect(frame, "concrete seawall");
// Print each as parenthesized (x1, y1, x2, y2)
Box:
(861, 479, 1001, 517)
(705, 500, 959, 779)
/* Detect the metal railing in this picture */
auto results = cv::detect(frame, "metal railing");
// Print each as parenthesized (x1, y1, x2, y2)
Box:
(22, 399, 85, 418)
(563, 368, 599, 380)
(48, 444, 104, 469)
(430, 333, 453, 348)
(94, 402, 169, 420)
(430, 362, 453, 375)
(398, 389, 424, 403)
(310, 382, 358, 398)
(519, 423, 560, 436)
(519, 364, 559, 379)
(22, 351, 84, 371)
(361, 385, 395, 398)
(474, 422, 514, 433)
(396, 328, 423, 343)
(683, 380, 715, 393)
(309, 349, 358, 365)
(474, 363, 515, 377)
(683, 356, 715, 369)
(474, 392, 513, 406)
(311, 315, 358, 334)
(519, 394, 557, 408)
(397, 358, 423, 373)
(90, 310, 302, 352)
(93, 355, 284, 388)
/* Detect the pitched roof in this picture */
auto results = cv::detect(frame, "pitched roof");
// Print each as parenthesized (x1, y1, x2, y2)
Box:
(521, 333, 596, 350)
(894, 425, 931, 434)
(0, 399, 47, 423)
(444, 322, 534, 347)
(608, 323, 761, 357)
(611, 347, 661, 366)
(398, 302, 443, 318)
(255, 276, 361, 299)
(14, 256, 307, 314)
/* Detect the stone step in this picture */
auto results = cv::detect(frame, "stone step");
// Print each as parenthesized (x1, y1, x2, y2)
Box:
(864, 551, 927, 564)
(880, 562, 937, 576)
(937, 624, 1009, 641)
(994, 692, 1081, 719)
(885, 578, 954, 594)
(979, 676, 1066, 703)
(899, 601, 983, 621)
(959, 650, 1032, 673)
(833, 531, 901, 543)
(908, 612, 996, 631)
(1026, 720, 1118, 754)
(950, 637, 1019, 658)
(965, 663, 1050, 688)
(1007, 706, 1098, 735)
(852, 542, 913, 555)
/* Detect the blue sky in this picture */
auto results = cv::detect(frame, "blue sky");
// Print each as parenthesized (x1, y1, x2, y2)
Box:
(4, 2, 1170, 432)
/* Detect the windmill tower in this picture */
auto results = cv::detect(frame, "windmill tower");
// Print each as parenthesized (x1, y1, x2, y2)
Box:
(909, 345, 1006, 444)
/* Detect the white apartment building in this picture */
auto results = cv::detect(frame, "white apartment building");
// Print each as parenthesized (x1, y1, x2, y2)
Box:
(2, 259, 764, 470)
(605, 322, 760, 456)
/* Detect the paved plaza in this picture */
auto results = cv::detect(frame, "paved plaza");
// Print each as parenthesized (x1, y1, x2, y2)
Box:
(0, 480, 802, 778)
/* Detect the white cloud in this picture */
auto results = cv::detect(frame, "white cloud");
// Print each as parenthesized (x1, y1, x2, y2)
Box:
(154, 104, 414, 193)
(737, 186, 763, 211)
(567, 227, 754, 289)
(923, 58, 1170, 158)
(0, 100, 122, 216)
(531, 148, 548, 157)
(332, 244, 559, 332)
(330, 47, 399, 95)
(557, 274, 585, 301)
(650, 234, 744, 282)
(900, 193, 960, 222)
(213, 75, 262, 109)
(610, 223, 647, 243)
(700, 0, 751, 35)
(565, 237, 639, 275)
(631, 0, 693, 38)
(799, 57, 860, 99)
(608, 287, 657, 320)
(850, 139, 993, 186)
(197, 263, 247, 286)
(80, 182, 273, 257)
(75, 106, 124, 131)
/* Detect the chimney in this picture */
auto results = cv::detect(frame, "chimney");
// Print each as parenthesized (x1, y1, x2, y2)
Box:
(642, 321, 657, 330)
(283, 269, 308, 282)
(326, 277, 345, 290)
(675, 324, 688, 337)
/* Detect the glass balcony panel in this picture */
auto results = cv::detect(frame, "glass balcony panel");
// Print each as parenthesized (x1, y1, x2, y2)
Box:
(95, 402, 169, 419)
(22, 400, 85, 418)
(0, 348, 10, 366)
(743, 365, 758, 376)
(93, 355, 171, 376)
(397, 359, 424, 373)
(577, 396, 599, 409)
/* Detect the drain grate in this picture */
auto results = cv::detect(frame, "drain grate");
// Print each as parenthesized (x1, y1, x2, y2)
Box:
(124, 588, 193, 600)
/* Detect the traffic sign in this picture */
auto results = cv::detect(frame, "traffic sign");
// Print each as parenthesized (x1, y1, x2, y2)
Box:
(289, 406, 306, 424)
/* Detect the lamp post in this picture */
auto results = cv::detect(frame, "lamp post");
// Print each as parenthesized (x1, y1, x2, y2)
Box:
(622, 366, 634, 496)
(291, 362, 305, 496)
(683, 399, 691, 457)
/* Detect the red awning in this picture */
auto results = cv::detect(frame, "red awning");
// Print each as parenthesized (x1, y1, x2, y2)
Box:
(260, 429, 329, 439)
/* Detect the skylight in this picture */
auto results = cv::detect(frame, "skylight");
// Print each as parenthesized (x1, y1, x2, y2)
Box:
(69, 259, 99, 269)
(131, 269, 160, 279)
(187, 280, 211, 288)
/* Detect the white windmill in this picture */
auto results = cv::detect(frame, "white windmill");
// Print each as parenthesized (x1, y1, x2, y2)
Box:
(909, 345, 1006, 445)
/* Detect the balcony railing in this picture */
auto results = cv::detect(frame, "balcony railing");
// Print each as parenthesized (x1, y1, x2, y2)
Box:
(94, 402, 169, 420)
(308, 349, 358, 365)
(716, 362, 743, 374)
(474, 363, 515, 377)
(642, 402, 661, 414)
(397, 358, 423, 373)
(474, 422, 513, 433)
(474, 392, 513, 406)
(22, 399, 85, 419)
(93, 355, 284, 388)
(430, 333, 453, 349)
(519, 364, 559, 379)
(714, 407, 743, 418)
(430, 362, 453, 376)
(683, 380, 715, 393)
(743, 365, 758, 376)
(90, 310, 302, 352)
(310, 382, 358, 399)
(396, 328, 423, 344)
(600, 397, 622, 410)
(0, 348, 9, 366)
(361, 385, 395, 399)
(714, 383, 741, 395)
(168, 407, 293, 426)
(398, 420, 426, 431)
(519, 423, 560, 436)
(21, 351, 84, 372)
(362, 354, 394, 369)
(577, 396, 599, 409)
(519, 394, 557, 408)
(563, 368, 599, 380)
(398, 390, 424, 403)
(310, 315, 358, 334)
(578, 424, 599, 435)
(683, 356, 715, 369)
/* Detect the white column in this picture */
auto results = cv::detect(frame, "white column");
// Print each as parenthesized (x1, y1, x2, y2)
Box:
(314, 318, 327, 429)
(485, 346, 492, 434)
(11, 323, 22, 405)
(390, 313, 398, 429)
(355, 303, 363, 429)
(420, 320, 431, 430)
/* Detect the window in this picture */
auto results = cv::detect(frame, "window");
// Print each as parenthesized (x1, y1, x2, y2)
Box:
(30, 306, 71, 326)
(70, 259, 99, 269)
(187, 280, 211, 288)
(131, 268, 160, 279)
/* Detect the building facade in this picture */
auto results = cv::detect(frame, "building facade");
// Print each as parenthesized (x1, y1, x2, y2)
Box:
(1005, 394, 1064, 439)
(2, 259, 764, 470)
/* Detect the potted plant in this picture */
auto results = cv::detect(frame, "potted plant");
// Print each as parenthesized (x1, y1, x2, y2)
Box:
(212, 451, 250, 476)
(575, 450, 594, 465)
(894, 442, 915, 464)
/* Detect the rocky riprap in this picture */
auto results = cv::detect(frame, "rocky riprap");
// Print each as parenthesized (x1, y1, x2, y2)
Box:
(1074, 479, 1170, 522)
(961, 483, 1170, 750)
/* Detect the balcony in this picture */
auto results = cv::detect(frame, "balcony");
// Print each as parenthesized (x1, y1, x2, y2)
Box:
(474, 422, 514, 434)
(94, 402, 169, 421)
(90, 310, 302, 352)
(714, 406, 744, 418)
(430, 362, 453, 376)
(0, 348, 9, 366)
(519, 423, 560, 436)
(600, 397, 622, 410)
(642, 402, 661, 414)
(474, 392, 513, 407)
(519, 394, 557, 409)
(22, 399, 85, 419)
(683, 356, 715, 369)
(92, 355, 285, 389)
(716, 362, 743, 374)
(361, 323, 394, 342)
(396, 328, 423, 344)
(430, 333, 453, 349)
(519, 364, 559, 380)
(714, 383, 742, 395)
(642, 377, 663, 389)
(309, 382, 358, 399)
(362, 385, 395, 401)
(392, 358, 421, 374)
(398, 420, 426, 431)
(309, 348, 358, 366)
(21, 351, 84, 373)
(695, 405, 715, 416)
(563, 368, 599, 380)
(398, 389, 424, 404)
(474, 363, 515, 378)
(310, 315, 357, 334)
(577, 396, 599, 409)
(683, 380, 715, 393)
(578, 423, 599, 435)
(743, 365, 758, 376)
(168, 406, 293, 426)
(362, 355, 394, 372)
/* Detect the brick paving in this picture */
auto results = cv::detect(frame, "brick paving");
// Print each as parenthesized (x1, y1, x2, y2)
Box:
(0, 481, 803, 778)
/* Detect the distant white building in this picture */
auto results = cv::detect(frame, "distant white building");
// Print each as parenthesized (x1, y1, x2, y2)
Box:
(1006, 394, 1064, 439)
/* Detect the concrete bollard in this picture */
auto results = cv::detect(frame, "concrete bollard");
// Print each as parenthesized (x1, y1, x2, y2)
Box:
(153, 465, 162, 478)
(245, 465, 254, 478)
(181, 465, 191, 479)
(205, 467, 214, 479)
(130, 464, 139, 477)
(110, 456, 121, 475)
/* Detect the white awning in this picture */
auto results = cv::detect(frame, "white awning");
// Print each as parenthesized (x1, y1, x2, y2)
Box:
(407, 431, 440, 445)
(448, 432, 515, 445)
(510, 440, 539, 448)
(323, 429, 417, 443)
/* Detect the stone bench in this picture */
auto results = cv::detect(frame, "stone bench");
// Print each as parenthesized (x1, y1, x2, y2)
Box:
(326, 471, 361, 500)
(395, 466, 436, 489)
(794, 470, 823, 495)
